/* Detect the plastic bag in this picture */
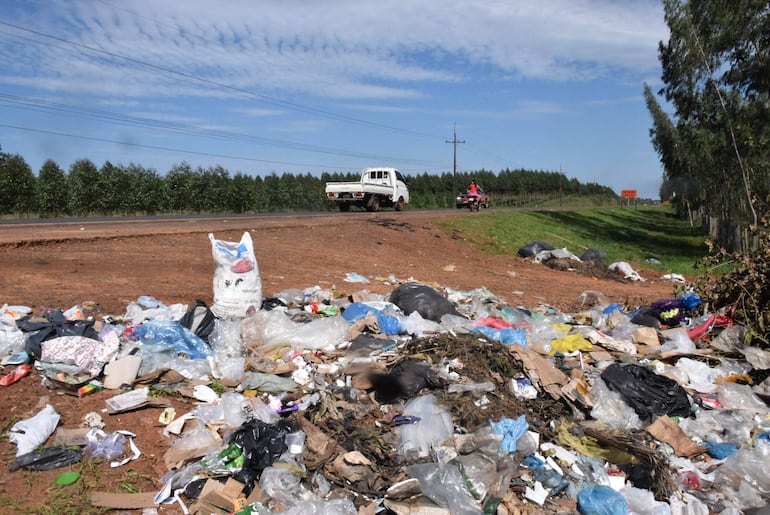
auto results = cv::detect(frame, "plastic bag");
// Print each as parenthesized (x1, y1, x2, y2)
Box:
(178, 299, 217, 342)
(714, 439, 770, 511)
(399, 310, 440, 337)
(589, 378, 641, 430)
(132, 320, 212, 360)
(619, 486, 670, 515)
(370, 359, 444, 404)
(601, 363, 691, 420)
(209, 231, 263, 318)
(9, 445, 83, 472)
(549, 333, 592, 355)
(397, 394, 454, 459)
(388, 282, 461, 322)
(517, 241, 554, 258)
(9, 404, 61, 457)
(491, 415, 529, 453)
(342, 302, 400, 335)
(281, 499, 358, 515)
(471, 326, 527, 346)
(406, 462, 481, 515)
(242, 309, 350, 352)
(229, 418, 296, 494)
(577, 484, 628, 515)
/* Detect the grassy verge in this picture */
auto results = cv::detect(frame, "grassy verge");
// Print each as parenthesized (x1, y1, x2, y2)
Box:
(437, 205, 708, 275)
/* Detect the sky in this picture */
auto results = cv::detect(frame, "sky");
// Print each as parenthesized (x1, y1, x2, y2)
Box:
(0, 0, 670, 198)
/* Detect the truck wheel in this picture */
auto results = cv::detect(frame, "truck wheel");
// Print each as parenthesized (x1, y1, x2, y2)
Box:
(339, 203, 350, 212)
(367, 196, 381, 212)
(395, 197, 405, 211)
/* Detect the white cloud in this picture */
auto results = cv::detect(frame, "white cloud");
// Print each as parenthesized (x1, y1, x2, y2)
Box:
(3, 0, 667, 101)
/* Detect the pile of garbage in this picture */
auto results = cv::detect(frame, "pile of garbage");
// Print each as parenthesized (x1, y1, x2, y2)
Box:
(2, 232, 770, 514)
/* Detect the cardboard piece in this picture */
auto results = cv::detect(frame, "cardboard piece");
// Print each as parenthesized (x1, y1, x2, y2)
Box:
(53, 428, 90, 447)
(647, 415, 706, 458)
(103, 355, 142, 389)
(105, 386, 169, 414)
(189, 478, 246, 514)
(633, 327, 660, 347)
(508, 346, 569, 400)
(90, 491, 158, 509)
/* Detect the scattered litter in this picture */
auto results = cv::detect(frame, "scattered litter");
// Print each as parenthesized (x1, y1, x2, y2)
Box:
(3, 233, 770, 514)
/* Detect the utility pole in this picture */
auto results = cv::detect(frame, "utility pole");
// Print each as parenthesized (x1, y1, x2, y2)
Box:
(445, 123, 465, 200)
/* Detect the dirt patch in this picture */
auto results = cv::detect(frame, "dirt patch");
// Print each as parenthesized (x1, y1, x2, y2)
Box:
(0, 211, 683, 512)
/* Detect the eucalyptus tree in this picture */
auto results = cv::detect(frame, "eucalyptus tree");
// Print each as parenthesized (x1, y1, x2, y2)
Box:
(67, 159, 100, 216)
(0, 153, 36, 216)
(37, 159, 68, 217)
(650, 0, 770, 227)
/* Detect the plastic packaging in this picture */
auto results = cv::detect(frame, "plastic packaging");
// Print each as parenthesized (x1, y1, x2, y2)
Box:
(84, 428, 128, 460)
(399, 310, 440, 336)
(209, 318, 244, 357)
(714, 439, 770, 511)
(407, 462, 481, 515)
(209, 231, 263, 318)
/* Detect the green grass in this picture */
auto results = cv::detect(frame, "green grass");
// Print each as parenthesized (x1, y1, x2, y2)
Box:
(438, 205, 708, 275)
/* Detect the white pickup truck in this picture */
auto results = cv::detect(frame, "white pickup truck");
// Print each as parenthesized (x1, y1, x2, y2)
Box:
(325, 167, 410, 212)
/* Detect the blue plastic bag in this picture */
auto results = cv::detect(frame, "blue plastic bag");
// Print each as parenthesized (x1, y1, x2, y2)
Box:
(491, 415, 529, 452)
(702, 441, 739, 459)
(472, 326, 527, 346)
(342, 302, 400, 335)
(132, 320, 212, 359)
(577, 485, 627, 515)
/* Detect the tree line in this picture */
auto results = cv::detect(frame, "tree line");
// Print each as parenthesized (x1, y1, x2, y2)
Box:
(0, 148, 617, 217)
(645, 0, 769, 249)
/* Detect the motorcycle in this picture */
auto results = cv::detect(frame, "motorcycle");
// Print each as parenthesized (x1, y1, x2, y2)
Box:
(467, 194, 481, 211)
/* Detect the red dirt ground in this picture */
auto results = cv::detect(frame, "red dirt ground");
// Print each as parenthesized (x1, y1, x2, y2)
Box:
(0, 210, 682, 513)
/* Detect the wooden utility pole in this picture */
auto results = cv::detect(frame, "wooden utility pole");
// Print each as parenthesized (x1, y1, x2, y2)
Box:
(446, 123, 465, 198)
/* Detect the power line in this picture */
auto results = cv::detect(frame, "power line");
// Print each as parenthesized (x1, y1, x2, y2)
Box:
(0, 19, 442, 140)
(0, 93, 433, 165)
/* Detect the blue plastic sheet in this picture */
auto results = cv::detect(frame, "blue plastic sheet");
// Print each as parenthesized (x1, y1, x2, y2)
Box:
(577, 485, 628, 515)
(491, 415, 528, 452)
(472, 327, 527, 346)
(132, 320, 212, 359)
(702, 441, 739, 459)
(342, 302, 400, 335)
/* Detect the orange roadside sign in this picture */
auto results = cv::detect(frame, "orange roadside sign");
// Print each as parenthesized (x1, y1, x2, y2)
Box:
(621, 190, 637, 198)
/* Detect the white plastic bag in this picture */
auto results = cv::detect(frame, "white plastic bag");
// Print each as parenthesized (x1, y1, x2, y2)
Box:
(9, 404, 61, 457)
(209, 232, 263, 318)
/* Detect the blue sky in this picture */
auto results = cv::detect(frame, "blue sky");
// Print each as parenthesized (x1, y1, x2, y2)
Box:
(0, 0, 669, 198)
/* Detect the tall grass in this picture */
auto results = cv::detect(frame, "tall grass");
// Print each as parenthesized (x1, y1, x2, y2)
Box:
(438, 205, 707, 275)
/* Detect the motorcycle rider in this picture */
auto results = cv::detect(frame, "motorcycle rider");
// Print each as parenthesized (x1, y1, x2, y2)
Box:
(467, 180, 481, 208)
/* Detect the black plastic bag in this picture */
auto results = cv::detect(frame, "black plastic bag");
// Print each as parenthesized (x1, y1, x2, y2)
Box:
(517, 241, 555, 258)
(579, 248, 608, 263)
(228, 418, 296, 495)
(178, 299, 216, 343)
(368, 359, 445, 404)
(9, 445, 83, 472)
(600, 363, 691, 420)
(388, 283, 461, 322)
(17, 310, 99, 360)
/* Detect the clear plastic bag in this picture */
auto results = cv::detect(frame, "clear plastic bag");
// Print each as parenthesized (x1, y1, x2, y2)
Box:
(396, 394, 454, 459)
(406, 462, 481, 515)
(589, 378, 641, 430)
(242, 309, 350, 352)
